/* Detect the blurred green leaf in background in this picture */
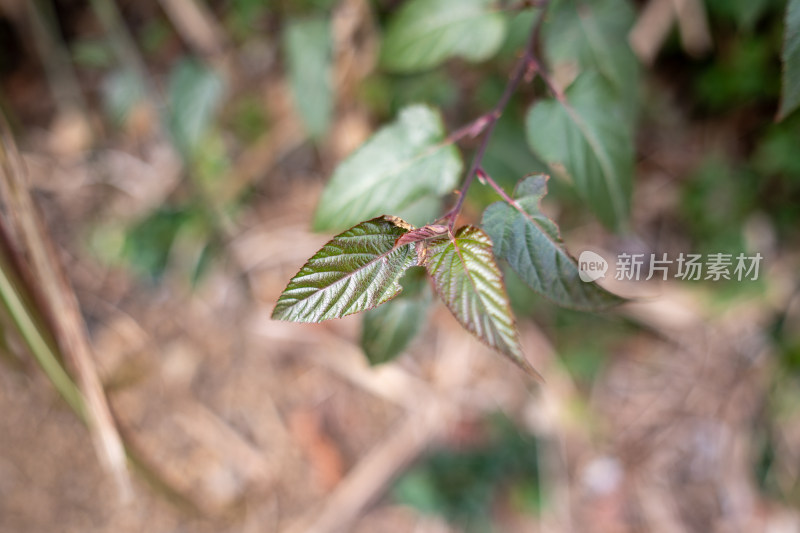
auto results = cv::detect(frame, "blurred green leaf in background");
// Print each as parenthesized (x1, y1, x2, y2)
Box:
(284, 17, 334, 139)
(393, 415, 541, 532)
(167, 58, 225, 158)
(313, 105, 462, 231)
(380, 0, 507, 73)
(526, 72, 634, 231)
(361, 267, 431, 365)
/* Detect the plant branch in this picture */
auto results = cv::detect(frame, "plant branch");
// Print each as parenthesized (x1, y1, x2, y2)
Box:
(440, 3, 548, 229)
(528, 55, 567, 104)
(0, 112, 132, 500)
(443, 111, 497, 145)
(477, 168, 520, 208)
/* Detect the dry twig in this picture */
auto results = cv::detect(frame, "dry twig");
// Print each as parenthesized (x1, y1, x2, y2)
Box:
(0, 114, 131, 500)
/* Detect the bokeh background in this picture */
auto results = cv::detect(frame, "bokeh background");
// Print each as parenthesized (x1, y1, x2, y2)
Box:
(1, 0, 799, 531)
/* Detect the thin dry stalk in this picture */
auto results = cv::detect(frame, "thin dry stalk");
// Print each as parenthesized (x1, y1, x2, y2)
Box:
(88, 0, 152, 97)
(158, 0, 229, 61)
(0, 114, 132, 500)
(629, 0, 676, 65)
(671, 0, 712, 57)
(25, 0, 90, 119)
(629, 0, 711, 64)
(281, 403, 453, 533)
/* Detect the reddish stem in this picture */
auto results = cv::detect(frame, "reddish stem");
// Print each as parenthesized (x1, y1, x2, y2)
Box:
(441, 3, 548, 229)
(476, 168, 519, 208)
(443, 111, 497, 145)
(527, 55, 568, 104)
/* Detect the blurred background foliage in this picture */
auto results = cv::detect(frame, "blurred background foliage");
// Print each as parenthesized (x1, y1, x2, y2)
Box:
(392, 414, 542, 533)
(0, 0, 799, 531)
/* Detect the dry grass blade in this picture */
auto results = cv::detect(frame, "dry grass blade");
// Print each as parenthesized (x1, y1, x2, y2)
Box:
(629, 0, 711, 64)
(0, 239, 84, 413)
(0, 114, 132, 500)
(158, 0, 229, 60)
(281, 404, 453, 533)
(629, 0, 676, 65)
(672, 0, 712, 57)
(24, 0, 92, 152)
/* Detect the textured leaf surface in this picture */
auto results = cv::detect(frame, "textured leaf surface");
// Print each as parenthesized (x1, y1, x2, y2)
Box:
(313, 105, 462, 232)
(544, 0, 638, 114)
(424, 226, 541, 379)
(526, 72, 633, 231)
(380, 0, 507, 73)
(780, 0, 800, 120)
(284, 17, 333, 138)
(361, 268, 431, 365)
(272, 216, 417, 322)
(482, 175, 622, 310)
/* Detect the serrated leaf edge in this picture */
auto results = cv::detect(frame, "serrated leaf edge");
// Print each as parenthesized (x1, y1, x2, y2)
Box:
(511, 176, 623, 308)
(272, 216, 418, 322)
(424, 226, 543, 381)
(488, 174, 623, 311)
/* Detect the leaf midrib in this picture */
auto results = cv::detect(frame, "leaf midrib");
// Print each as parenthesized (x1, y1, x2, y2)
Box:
(508, 196, 564, 254)
(557, 97, 627, 226)
(488, 195, 621, 310)
(446, 233, 509, 346)
(577, 6, 615, 84)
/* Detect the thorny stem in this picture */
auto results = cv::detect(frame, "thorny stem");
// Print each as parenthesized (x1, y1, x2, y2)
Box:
(441, 2, 549, 230)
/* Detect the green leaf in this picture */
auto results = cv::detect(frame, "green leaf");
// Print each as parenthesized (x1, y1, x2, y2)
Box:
(123, 206, 202, 280)
(482, 175, 623, 310)
(526, 71, 633, 231)
(272, 216, 418, 322)
(424, 226, 542, 380)
(284, 17, 333, 138)
(380, 0, 507, 73)
(779, 0, 800, 120)
(544, 0, 639, 110)
(496, 9, 537, 59)
(361, 267, 431, 365)
(482, 114, 548, 185)
(313, 105, 462, 232)
(167, 59, 224, 157)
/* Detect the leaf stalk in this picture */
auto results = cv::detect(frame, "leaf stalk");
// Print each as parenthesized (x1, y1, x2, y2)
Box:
(440, 1, 549, 229)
